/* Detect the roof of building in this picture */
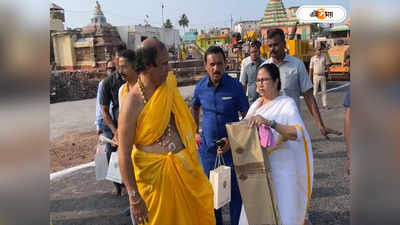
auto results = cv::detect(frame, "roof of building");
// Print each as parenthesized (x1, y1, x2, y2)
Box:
(328, 25, 350, 32)
(234, 20, 260, 25)
(50, 3, 63, 10)
(183, 32, 198, 42)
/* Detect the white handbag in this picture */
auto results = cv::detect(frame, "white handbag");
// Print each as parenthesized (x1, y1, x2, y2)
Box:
(105, 151, 123, 184)
(209, 154, 231, 209)
(94, 140, 108, 181)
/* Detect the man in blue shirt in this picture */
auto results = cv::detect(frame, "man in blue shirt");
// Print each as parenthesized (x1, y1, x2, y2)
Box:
(100, 49, 126, 196)
(191, 46, 249, 225)
(95, 60, 115, 135)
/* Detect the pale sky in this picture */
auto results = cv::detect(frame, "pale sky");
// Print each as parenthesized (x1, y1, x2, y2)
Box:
(51, 0, 350, 32)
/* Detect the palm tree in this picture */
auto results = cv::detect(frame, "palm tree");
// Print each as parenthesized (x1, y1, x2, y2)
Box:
(164, 19, 173, 29)
(178, 13, 189, 33)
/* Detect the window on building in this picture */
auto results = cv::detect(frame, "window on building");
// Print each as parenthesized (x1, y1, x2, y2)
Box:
(95, 46, 106, 61)
(75, 47, 91, 62)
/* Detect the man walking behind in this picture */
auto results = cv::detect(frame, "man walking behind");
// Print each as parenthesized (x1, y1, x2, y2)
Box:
(100, 48, 126, 195)
(309, 48, 330, 110)
(262, 28, 340, 138)
(192, 45, 249, 225)
(240, 40, 265, 105)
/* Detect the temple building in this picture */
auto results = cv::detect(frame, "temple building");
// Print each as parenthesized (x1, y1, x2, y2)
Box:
(52, 1, 123, 70)
(116, 24, 181, 52)
(260, 0, 313, 40)
(50, 3, 65, 65)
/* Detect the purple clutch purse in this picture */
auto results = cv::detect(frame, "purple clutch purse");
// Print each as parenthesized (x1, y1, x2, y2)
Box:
(258, 124, 275, 149)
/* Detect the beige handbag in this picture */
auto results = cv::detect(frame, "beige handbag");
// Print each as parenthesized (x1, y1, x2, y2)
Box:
(226, 121, 282, 225)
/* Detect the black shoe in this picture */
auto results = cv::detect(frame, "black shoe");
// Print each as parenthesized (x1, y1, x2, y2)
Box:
(113, 185, 122, 196)
(123, 207, 131, 216)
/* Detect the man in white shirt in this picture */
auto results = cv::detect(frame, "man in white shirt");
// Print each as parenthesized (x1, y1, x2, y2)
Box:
(262, 28, 341, 139)
(239, 41, 265, 105)
(309, 48, 330, 110)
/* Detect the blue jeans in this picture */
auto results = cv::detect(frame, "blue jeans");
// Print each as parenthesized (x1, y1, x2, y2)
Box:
(103, 128, 117, 161)
(200, 151, 242, 225)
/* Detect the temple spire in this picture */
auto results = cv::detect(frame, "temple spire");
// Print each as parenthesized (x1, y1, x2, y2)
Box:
(94, 1, 104, 16)
(261, 0, 297, 28)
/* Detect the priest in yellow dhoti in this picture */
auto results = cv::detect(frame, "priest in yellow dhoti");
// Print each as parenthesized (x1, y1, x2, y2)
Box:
(118, 38, 215, 225)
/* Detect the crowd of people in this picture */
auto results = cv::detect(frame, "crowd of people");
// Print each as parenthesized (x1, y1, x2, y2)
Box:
(93, 28, 347, 225)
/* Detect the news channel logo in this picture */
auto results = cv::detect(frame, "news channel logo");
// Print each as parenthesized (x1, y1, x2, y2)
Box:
(296, 5, 347, 23)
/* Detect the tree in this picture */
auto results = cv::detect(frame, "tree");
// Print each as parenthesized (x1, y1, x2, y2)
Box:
(164, 19, 173, 29)
(178, 13, 189, 33)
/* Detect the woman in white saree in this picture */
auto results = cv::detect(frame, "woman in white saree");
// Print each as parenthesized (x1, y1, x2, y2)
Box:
(239, 63, 314, 225)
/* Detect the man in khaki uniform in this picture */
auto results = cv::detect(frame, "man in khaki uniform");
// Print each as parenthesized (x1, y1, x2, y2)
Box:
(309, 48, 330, 110)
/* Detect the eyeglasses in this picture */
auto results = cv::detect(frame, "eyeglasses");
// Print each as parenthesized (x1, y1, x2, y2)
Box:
(256, 77, 273, 83)
(106, 67, 116, 71)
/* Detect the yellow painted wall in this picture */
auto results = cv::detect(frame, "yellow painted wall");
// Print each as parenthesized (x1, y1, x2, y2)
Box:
(52, 33, 76, 68)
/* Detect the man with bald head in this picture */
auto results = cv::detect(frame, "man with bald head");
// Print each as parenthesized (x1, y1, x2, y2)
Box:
(118, 38, 215, 225)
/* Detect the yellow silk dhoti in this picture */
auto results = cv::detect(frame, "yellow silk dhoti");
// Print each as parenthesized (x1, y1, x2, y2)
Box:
(127, 74, 215, 225)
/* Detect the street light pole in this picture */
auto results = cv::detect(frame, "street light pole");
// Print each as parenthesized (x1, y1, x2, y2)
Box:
(161, 3, 165, 26)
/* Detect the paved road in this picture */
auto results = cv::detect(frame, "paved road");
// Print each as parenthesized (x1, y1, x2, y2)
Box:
(50, 82, 350, 225)
(50, 86, 197, 141)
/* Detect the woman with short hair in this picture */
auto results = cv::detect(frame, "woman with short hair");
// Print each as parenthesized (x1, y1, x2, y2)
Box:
(240, 63, 314, 225)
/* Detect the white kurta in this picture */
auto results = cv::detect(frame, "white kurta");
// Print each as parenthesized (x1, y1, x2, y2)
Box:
(240, 95, 314, 225)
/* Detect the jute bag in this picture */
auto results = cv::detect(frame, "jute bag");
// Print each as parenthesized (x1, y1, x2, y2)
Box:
(226, 121, 282, 225)
(209, 154, 231, 209)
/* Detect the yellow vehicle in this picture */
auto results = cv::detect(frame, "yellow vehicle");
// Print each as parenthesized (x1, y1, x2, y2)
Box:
(260, 40, 314, 67)
(285, 40, 314, 63)
(243, 30, 259, 42)
(327, 45, 350, 81)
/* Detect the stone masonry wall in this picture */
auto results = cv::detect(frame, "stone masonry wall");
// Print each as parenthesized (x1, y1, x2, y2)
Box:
(50, 70, 107, 103)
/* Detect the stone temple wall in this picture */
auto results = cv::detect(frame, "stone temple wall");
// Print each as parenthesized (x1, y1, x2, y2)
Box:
(50, 70, 106, 103)
(50, 61, 206, 104)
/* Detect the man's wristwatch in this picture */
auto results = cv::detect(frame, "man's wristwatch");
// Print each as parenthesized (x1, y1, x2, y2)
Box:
(129, 189, 142, 204)
(270, 120, 277, 129)
(128, 189, 139, 199)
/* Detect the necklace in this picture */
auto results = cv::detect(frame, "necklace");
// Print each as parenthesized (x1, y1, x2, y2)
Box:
(137, 76, 176, 152)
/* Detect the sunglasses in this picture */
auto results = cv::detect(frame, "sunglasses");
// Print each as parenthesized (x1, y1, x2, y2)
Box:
(256, 77, 273, 83)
